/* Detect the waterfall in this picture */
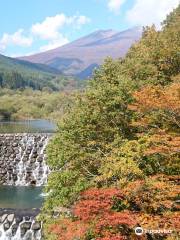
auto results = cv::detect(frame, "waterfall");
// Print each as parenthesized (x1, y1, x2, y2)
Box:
(0, 134, 51, 186)
(0, 133, 52, 240)
(0, 211, 42, 240)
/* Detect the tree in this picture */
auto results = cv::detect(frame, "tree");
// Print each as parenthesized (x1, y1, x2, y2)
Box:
(46, 59, 135, 207)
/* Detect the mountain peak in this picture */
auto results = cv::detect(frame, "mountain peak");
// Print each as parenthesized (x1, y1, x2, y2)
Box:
(92, 29, 118, 35)
(19, 27, 142, 79)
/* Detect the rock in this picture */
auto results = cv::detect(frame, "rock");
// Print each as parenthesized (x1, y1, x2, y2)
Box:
(0, 134, 50, 185)
(21, 228, 27, 237)
(20, 222, 32, 237)
(24, 231, 32, 240)
(24, 216, 31, 221)
(20, 222, 31, 230)
(30, 180, 36, 186)
(3, 222, 11, 231)
(0, 214, 8, 223)
(15, 216, 23, 224)
(12, 223, 19, 236)
(32, 221, 41, 231)
(7, 214, 14, 223)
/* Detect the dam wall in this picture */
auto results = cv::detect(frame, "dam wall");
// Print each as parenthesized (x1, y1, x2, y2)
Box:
(0, 134, 51, 186)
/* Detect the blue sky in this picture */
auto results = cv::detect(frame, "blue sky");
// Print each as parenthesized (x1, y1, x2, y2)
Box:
(0, 0, 179, 57)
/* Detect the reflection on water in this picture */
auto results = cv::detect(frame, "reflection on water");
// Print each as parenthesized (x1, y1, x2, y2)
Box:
(0, 119, 56, 133)
(0, 186, 44, 209)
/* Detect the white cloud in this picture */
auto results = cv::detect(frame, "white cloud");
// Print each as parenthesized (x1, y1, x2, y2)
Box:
(0, 29, 33, 51)
(31, 13, 90, 51)
(0, 13, 90, 54)
(31, 14, 67, 40)
(108, 0, 126, 13)
(76, 15, 91, 25)
(126, 0, 179, 29)
(30, 13, 90, 51)
(31, 14, 90, 40)
(40, 35, 69, 52)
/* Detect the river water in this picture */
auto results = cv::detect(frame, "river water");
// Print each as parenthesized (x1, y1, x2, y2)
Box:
(0, 186, 43, 209)
(0, 119, 56, 133)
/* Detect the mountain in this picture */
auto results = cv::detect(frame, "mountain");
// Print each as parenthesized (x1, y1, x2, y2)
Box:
(19, 27, 142, 79)
(0, 54, 61, 75)
(0, 54, 75, 90)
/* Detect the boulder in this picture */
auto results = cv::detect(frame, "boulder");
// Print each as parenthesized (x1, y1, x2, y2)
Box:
(32, 221, 41, 231)
(12, 223, 19, 236)
(7, 214, 14, 223)
(3, 222, 11, 231)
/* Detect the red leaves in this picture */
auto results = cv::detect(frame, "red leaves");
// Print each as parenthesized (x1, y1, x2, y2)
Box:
(96, 235, 126, 240)
(49, 188, 137, 240)
(96, 212, 136, 231)
(73, 188, 137, 238)
(73, 188, 124, 221)
(49, 219, 88, 240)
(48, 180, 180, 239)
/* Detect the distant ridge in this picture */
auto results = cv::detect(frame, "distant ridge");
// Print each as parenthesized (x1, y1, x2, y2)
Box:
(0, 54, 61, 75)
(19, 27, 142, 78)
(0, 54, 65, 90)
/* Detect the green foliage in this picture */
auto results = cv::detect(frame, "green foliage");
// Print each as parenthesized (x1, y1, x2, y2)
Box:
(96, 139, 145, 186)
(0, 88, 74, 121)
(121, 5, 180, 86)
(44, 170, 89, 209)
(46, 58, 136, 207)
(0, 54, 83, 90)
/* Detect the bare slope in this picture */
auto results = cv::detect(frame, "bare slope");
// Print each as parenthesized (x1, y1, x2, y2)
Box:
(19, 27, 142, 78)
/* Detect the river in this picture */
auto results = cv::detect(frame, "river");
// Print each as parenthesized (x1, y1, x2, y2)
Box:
(0, 186, 43, 209)
(0, 119, 56, 133)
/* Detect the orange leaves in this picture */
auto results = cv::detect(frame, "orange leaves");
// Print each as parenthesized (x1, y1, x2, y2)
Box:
(73, 188, 124, 221)
(128, 83, 180, 160)
(48, 180, 180, 240)
(73, 188, 137, 238)
(122, 175, 180, 214)
(95, 211, 137, 233)
(49, 188, 137, 240)
(145, 131, 180, 155)
(138, 212, 180, 235)
(49, 219, 88, 240)
(96, 236, 125, 240)
(130, 83, 180, 113)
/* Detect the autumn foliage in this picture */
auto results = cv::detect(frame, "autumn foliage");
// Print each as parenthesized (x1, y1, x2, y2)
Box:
(128, 84, 180, 176)
(49, 188, 138, 240)
(48, 177, 180, 239)
(129, 83, 180, 129)
(45, 5, 180, 240)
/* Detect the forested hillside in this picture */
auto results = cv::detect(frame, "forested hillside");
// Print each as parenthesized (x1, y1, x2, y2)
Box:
(43, 5, 180, 240)
(0, 54, 78, 90)
(0, 88, 75, 121)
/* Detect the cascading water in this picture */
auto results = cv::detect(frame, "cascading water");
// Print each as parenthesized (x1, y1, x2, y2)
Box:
(0, 134, 50, 186)
(0, 210, 42, 240)
(0, 133, 52, 240)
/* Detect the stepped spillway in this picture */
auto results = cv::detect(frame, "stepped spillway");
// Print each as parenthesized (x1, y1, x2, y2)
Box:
(0, 133, 52, 240)
(0, 134, 51, 186)
(0, 209, 41, 240)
